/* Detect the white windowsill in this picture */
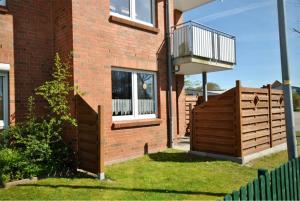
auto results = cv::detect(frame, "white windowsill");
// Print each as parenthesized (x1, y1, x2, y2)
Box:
(112, 114, 157, 122)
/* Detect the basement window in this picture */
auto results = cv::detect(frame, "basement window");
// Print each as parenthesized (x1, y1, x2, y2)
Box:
(110, 0, 155, 26)
(0, 0, 6, 6)
(112, 68, 157, 121)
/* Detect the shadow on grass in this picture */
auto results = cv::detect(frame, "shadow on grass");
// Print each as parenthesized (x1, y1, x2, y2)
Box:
(148, 151, 217, 163)
(18, 183, 226, 197)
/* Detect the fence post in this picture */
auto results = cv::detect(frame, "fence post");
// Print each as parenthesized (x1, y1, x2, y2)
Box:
(235, 80, 242, 157)
(97, 105, 105, 180)
(268, 84, 273, 148)
(258, 168, 272, 200)
(189, 103, 194, 151)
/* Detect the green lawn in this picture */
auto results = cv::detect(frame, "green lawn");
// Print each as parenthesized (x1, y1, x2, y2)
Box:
(0, 133, 299, 200)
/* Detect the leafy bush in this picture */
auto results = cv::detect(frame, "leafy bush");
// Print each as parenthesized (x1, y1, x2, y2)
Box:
(293, 92, 300, 111)
(0, 148, 40, 184)
(0, 53, 78, 182)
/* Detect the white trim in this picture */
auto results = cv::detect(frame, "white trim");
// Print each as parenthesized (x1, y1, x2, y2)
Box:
(112, 68, 158, 122)
(110, 0, 156, 27)
(0, 63, 10, 71)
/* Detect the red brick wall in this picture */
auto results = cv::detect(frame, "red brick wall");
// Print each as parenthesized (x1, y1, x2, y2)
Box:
(176, 75, 186, 137)
(174, 9, 186, 138)
(52, 0, 77, 148)
(5, 0, 54, 122)
(1, 0, 187, 164)
(53, 0, 73, 61)
(0, 10, 14, 123)
(71, 0, 180, 163)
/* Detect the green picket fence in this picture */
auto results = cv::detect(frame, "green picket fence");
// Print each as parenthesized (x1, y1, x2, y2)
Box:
(221, 157, 300, 201)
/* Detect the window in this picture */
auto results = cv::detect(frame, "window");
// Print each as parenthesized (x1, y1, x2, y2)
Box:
(110, 0, 155, 26)
(135, 0, 153, 24)
(112, 68, 157, 121)
(0, 69, 8, 129)
(110, 0, 130, 17)
(0, 0, 6, 6)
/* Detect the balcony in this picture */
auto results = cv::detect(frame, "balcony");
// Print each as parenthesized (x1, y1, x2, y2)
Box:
(172, 21, 236, 75)
(174, 0, 214, 12)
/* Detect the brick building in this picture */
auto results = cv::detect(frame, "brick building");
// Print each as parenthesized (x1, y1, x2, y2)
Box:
(0, 0, 236, 175)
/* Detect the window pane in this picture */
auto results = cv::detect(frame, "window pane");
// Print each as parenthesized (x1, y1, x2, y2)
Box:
(110, 0, 130, 17)
(137, 73, 155, 115)
(135, 0, 153, 24)
(0, 0, 6, 6)
(112, 71, 133, 116)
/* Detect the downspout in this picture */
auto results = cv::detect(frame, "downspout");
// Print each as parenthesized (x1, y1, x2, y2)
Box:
(165, 0, 173, 148)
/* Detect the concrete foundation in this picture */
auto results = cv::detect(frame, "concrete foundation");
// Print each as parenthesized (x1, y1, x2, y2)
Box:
(189, 143, 287, 164)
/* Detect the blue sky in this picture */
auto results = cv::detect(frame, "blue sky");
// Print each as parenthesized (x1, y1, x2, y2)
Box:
(184, 0, 300, 90)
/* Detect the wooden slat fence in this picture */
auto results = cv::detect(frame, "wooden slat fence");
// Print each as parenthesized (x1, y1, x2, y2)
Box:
(185, 95, 218, 135)
(221, 157, 300, 201)
(76, 95, 104, 176)
(185, 96, 199, 135)
(191, 81, 286, 157)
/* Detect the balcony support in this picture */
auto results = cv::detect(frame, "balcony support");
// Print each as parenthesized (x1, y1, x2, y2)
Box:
(202, 72, 208, 102)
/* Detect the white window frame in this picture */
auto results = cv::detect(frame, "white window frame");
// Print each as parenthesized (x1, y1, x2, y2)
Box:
(110, 0, 156, 27)
(0, 63, 9, 129)
(112, 68, 158, 121)
(0, 0, 6, 6)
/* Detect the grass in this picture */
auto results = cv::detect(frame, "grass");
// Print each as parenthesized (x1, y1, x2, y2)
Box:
(0, 133, 299, 200)
(0, 153, 296, 200)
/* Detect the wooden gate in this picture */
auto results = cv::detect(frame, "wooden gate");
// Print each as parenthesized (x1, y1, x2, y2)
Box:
(76, 96, 104, 175)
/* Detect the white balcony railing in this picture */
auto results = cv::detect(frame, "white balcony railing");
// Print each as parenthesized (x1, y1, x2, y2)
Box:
(172, 21, 236, 64)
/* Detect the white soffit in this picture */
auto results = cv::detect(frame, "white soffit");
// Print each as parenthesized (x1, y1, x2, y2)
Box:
(0, 64, 10, 71)
(174, 0, 214, 12)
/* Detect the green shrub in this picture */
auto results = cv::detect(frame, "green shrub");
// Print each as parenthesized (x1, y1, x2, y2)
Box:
(0, 53, 79, 182)
(0, 148, 40, 183)
(293, 92, 300, 111)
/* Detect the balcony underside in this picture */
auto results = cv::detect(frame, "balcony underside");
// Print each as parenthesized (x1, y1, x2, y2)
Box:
(174, 0, 214, 12)
(173, 56, 234, 75)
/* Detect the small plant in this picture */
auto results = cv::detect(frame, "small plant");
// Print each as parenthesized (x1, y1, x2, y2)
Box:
(35, 54, 77, 129)
(0, 53, 79, 182)
(0, 148, 39, 183)
(293, 92, 300, 111)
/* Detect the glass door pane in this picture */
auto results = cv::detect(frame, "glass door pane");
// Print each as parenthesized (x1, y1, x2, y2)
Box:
(137, 73, 155, 115)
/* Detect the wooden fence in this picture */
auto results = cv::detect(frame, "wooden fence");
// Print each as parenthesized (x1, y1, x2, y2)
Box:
(222, 157, 300, 201)
(76, 96, 104, 176)
(191, 81, 286, 157)
(185, 96, 199, 135)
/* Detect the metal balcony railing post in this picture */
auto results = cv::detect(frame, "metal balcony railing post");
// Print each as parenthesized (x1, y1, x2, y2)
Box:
(217, 33, 220, 62)
(211, 31, 215, 61)
(189, 23, 193, 56)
